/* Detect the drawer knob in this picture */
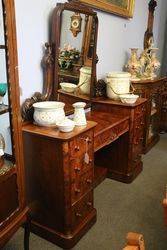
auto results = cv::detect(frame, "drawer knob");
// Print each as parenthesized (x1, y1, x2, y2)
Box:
(89, 159, 92, 164)
(86, 179, 92, 184)
(140, 122, 144, 125)
(74, 167, 81, 172)
(75, 189, 81, 194)
(75, 146, 80, 151)
(75, 212, 82, 218)
(135, 126, 140, 129)
(140, 137, 144, 141)
(86, 202, 92, 207)
(87, 138, 92, 143)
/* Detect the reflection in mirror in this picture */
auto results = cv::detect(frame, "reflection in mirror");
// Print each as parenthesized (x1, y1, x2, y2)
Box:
(0, 0, 14, 172)
(58, 9, 96, 97)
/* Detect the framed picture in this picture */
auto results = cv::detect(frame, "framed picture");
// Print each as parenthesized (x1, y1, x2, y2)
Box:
(80, 0, 135, 18)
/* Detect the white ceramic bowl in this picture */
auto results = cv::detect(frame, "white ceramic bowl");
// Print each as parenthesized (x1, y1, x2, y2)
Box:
(120, 94, 139, 104)
(60, 82, 77, 93)
(33, 101, 65, 126)
(57, 118, 75, 132)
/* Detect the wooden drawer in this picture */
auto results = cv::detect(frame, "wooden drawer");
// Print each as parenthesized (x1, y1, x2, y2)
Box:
(70, 153, 93, 178)
(69, 130, 94, 158)
(71, 191, 93, 229)
(71, 170, 93, 205)
(94, 120, 129, 152)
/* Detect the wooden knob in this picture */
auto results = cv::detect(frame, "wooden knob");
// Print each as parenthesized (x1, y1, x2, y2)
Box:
(75, 212, 82, 218)
(75, 146, 80, 151)
(135, 126, 140, 129)
(74, 167, 81, 172)
(87, 138, 92, 143)
(86, 202, 92, 207)
(75, 189, 81, 194)
(86, 179, 92, 184)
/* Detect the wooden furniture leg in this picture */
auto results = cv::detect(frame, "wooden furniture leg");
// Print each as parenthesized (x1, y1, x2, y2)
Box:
(24, 218, 31, 250)
(123, 232, 145, 250)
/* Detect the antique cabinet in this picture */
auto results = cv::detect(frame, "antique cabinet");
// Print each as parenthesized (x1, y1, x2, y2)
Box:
(160, 77, 167, 132)
(133, 78, 165, 153)
(22, 122, 97, 249)
(0, 0, 28, 249)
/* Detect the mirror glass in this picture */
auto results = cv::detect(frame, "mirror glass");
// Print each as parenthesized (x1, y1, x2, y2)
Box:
(0, 0, 14, 172)
(58, 9, 96, 97)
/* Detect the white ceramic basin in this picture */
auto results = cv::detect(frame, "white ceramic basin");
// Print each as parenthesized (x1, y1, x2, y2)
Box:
(60, 82, 77, 93)
(33, 101, 65, 126)
(120, 94, 139, 104)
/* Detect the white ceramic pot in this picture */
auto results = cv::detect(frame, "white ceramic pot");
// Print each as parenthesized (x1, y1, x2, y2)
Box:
(33, 101, 65, 127)
(78, 67, 92, 95)
(73, 102, 87, 126)
(106, 72, 131, 100)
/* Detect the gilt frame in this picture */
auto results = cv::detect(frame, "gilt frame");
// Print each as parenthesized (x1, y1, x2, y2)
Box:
(80, 0, 135, 18)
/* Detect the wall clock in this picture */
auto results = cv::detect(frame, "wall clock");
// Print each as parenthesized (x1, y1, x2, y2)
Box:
(70, 12, 82, 37)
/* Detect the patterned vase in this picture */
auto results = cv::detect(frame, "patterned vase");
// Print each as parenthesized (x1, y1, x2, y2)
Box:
(126, 48, 141, 81)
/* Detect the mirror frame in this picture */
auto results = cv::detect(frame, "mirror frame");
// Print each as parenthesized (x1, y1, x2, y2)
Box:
(21, 0, 99, 121)
(51, 0, 98, 100)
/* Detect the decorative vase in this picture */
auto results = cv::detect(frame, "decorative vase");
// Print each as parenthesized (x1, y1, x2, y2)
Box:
(0, 83, 7, 104)
(150, 48, 161, 79)
(73, 102, 87, 126)
(126, 48, 141, 81)
(0, 133, 5, 169)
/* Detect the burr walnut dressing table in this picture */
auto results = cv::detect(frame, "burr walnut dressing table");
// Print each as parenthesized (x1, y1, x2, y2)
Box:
(22, 1, 147, 248)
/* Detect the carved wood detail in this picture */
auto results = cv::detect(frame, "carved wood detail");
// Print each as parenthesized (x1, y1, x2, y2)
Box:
(144, 0, 157, 49)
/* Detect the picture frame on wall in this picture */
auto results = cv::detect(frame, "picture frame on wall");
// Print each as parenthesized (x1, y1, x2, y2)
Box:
(80, 0, 135, 18)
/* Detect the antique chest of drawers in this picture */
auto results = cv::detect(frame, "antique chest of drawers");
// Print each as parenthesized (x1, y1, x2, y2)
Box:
(22, 121, 97, 249)
(133, 77, 166, 152)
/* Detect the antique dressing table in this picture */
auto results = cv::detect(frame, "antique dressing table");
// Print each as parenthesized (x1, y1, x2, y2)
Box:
(22, 1, 147, 248)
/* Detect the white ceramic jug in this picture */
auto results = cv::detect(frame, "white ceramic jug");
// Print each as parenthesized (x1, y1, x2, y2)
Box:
(73, 102, 87, 126)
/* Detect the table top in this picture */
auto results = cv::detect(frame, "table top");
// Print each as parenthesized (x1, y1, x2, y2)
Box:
(22, 111, 129, 141)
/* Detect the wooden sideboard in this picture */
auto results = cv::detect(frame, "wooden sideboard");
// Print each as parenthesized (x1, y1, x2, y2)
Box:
(133, 77, 166, 153)
(22, 97, 147, 249)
